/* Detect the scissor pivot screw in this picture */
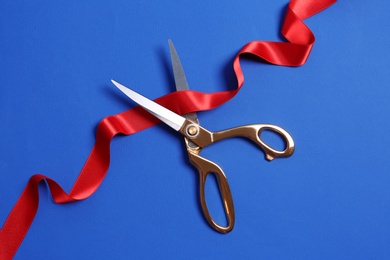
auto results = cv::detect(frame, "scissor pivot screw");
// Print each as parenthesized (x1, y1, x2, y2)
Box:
(186, 124, 199, 137)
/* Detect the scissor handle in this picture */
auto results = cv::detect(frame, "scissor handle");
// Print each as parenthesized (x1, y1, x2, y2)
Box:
(212, 124, 295, 161)
(187, 152, 235, 233)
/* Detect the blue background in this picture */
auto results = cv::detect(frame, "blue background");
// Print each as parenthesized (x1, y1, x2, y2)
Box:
(1, 0, 389, 259)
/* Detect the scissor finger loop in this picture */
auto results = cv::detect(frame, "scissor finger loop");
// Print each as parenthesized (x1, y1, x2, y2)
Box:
(188, 152, 235, 233)
(255, 124, 295, 161)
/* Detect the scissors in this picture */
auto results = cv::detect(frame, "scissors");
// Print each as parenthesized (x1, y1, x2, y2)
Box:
(111, 40, 294, 233)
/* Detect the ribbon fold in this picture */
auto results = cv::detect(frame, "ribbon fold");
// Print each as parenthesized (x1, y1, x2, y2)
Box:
(0, 0, 336, 258)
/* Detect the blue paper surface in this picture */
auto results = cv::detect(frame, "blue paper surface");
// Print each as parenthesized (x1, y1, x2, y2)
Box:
(1, 0, 390, 259)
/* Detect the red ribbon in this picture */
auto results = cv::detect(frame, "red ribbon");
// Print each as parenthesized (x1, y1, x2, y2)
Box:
(0, 0, 336, 258)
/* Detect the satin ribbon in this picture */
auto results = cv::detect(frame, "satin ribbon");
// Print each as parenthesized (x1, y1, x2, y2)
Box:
(0, 0, 336, 258)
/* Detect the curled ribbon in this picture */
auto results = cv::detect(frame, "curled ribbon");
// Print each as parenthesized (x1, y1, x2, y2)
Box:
(0, 0, 336, 258)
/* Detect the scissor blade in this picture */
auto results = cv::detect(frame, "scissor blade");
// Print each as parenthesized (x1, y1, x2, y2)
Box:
(168, 39, 198, 123)
(111, 80, 186, 131)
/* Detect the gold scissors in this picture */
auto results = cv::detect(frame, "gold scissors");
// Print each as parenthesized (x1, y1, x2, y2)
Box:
(111, 40, 294, 233)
